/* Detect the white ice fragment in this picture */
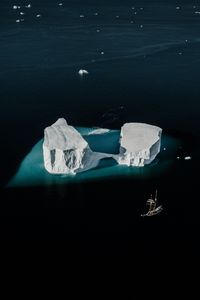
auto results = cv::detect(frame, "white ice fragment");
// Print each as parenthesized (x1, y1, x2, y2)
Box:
(36, 14, 41, 18)
(101, 51, 104, 55)
(177, 157, 180, 159)
(80, 14, 84, 18)
(184, 156, 192, 160)
(94, 12, 98, 15)
(176, 6, 180, 10)
(97, 29, 100, 32)
(195, 11, 200, 14)
(163, 147, 166, 151)
(25, 4, 31, 8)
(43, 118, 112, 174)
(140, 24, 143, 28)
(58, 3, 63, 6)
(117, 123, 162, 167)
(17, 6, 21, 9)
(16, 19, 20, 23)
(88, 128, 110, 135)
(13, 5, 18, 9)
(78, 69, 89, 76)
(20, 12, 25, 15)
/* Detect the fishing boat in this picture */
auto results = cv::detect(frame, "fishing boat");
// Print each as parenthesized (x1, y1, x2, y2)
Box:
(141, 190, 163, 217)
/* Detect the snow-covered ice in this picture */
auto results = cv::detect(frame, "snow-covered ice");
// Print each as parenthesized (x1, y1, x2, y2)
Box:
(117, 123, 162, 167)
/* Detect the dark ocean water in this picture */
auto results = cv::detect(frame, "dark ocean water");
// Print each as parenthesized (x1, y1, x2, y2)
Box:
(0, 1, 200, 255)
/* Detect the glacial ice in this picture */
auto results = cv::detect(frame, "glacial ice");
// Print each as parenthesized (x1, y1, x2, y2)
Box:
(43, 119, 162, 175)
(43, 118, 112, 174)
(117, 123, 162, 167)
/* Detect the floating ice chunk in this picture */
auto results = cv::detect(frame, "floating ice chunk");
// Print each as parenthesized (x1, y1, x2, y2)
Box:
(101, 51, 104, 55)
(43, 118, 112, 174)
(97, 29, 100, 32)
(195, 11, 200, 14)
(16, 19, 20, 23)
(58, 3, 63, 6)
(163, 147, 166, 151)
(78, 69, 89, 76)
(184, 156, 192, 160)
(80, 14, 84, 18)
(20, 12, 25, 15)
(176, 6, 180, 10)
(25, 4, 31, 8)
(13, 5, 18, 9)
(36, 14, 41, 18)
(177, 156, 180, 159)
(88, 128, 110, 135)
(94, 12, 98, 15)
(117, 123, 162, 167)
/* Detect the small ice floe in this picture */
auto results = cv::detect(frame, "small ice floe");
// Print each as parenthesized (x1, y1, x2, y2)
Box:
(16, 19, 20, 23)
(13, 5, 18, 10)
(36, 14, 41, 18)
(134, 12, 137, 14)
(185, 39, 188, 42)
(58, 3, 63, 6)
(163, 147, 166, 151)
(116, 15, 119, 18)
(193, 6, 196, 8)
(132, 7, 135, 10)
(94, 12, 98, 16)
(176, 6, 180, 10)
(25, 4, 31, 8)
(88, 128, 110, 135)
(184, 156, 192, 160)
(78, 69, 89, 76)
(96, 29, 100, 32)
(17, 6, 21, 9)
(179, 52, 182, 55)
(195, 11, 200, 14)
(101, 51, 104, 55)
(140, 7, 144, 10)
(177, 156, 180, 159)
(140, 24, 143, 28)
(130, 21, 134, 23)
(20, 12, 25, 15)
(80, 14, 85, 18)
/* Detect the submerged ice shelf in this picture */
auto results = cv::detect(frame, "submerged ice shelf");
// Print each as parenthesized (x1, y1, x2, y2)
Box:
(43, 118, 162, 175)
(7, 121, 181, 187)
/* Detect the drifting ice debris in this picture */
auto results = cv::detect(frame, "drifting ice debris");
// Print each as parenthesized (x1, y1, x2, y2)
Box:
(58, 3, 63, 6)
(88, 128, 110, 135)
(78, 69, 89, 75)
(16, 19, 20, 23)
(13, 5, 18, 9)
(26, 4, 31, 8)
(36, 14, 41, 18)
(80, 15, 85, 18)
(20, 12, 25, 15)
(184, 156, 192, 160)
(117, 123, 162, 167)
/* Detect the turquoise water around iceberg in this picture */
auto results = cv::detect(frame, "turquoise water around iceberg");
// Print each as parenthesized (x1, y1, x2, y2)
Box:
(7, 127, 181, 187)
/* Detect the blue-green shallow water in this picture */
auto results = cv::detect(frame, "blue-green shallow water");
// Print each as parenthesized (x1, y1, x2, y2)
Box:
(8, 126, 181, 187)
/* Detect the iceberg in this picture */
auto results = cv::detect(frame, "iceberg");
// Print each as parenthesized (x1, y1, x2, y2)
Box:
(43, 118, 112, 174)
(43, 119, 162, 175)
(117, 123, 162, 167)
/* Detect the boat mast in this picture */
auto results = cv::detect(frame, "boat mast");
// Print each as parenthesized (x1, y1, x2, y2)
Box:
(155, 190, 158, 202)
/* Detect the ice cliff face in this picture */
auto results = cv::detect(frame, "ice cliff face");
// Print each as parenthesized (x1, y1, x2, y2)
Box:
(43, 119, 162, 174)
(117, 123, 162, 167)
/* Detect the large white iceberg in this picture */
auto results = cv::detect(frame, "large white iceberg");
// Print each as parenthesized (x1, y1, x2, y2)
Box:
(43, 118, 112, 174)
(43, 119, 162, 175)
(117, 123, 162, 167)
